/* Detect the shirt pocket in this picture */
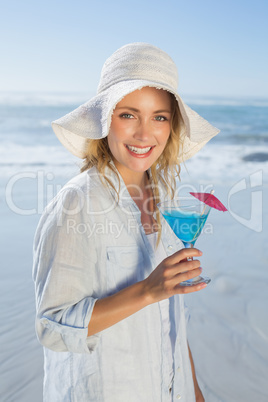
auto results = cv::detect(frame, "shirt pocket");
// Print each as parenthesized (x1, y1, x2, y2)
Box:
(106, 246, 144, 294)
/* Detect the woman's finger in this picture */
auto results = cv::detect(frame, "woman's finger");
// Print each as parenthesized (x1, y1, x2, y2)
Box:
(167, 248, 202, 265)
(176, 281, 208, 294)
(162, 258, 201, 280)
(164, 266, 202, 289)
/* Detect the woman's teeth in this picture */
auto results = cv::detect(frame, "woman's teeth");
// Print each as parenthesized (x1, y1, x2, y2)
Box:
(126, 145, 152, 154)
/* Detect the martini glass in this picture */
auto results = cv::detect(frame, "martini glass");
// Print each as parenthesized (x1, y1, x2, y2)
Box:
(158, 198, 211, 286)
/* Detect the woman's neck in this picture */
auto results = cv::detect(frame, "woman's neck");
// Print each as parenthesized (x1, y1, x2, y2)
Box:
(113, 162, 157, 234)
(113, 162, 149, 194)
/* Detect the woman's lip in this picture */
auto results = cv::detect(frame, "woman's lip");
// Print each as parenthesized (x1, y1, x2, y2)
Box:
(125, 144, 155, 148)
(124, 144, 155, 158)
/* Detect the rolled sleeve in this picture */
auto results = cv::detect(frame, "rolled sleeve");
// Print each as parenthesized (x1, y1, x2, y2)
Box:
(37, 296, 99, 353)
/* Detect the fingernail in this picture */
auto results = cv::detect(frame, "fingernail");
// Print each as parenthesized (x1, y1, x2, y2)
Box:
(198, 250, 203, 255)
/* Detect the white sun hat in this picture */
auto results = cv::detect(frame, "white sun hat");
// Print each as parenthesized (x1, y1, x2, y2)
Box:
(52, 42, 220, 161)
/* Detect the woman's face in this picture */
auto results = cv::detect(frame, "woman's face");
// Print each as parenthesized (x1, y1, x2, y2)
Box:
(108, 86, 172, 180)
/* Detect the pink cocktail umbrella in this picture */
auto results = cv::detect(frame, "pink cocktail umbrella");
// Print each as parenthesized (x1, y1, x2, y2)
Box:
(190, 192, 228, 212)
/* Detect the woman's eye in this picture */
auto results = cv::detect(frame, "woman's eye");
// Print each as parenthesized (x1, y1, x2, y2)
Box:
(120, 113, 134, 119)
(155, 116, 167, 121)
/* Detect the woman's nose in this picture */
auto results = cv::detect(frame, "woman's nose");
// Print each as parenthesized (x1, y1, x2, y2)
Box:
(133, 120, 151, 142)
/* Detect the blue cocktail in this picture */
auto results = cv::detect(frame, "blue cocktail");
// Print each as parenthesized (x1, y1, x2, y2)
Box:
(158, 198, 211, 286)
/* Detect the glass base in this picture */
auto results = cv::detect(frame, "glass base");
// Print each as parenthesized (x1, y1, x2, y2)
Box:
(180, 275, 211, 287)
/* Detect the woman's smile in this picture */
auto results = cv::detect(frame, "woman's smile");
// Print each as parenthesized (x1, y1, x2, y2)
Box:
(125, 144, 155, 157)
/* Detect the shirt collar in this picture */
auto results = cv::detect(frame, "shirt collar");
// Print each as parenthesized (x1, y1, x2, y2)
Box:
(102, 161, 137, 208)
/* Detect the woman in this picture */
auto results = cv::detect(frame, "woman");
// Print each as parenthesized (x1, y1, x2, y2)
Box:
(33, 43, 219, 402)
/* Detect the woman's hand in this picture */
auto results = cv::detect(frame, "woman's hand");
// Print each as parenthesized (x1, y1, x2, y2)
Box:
(88, 248, 206, 336)
(142, 248, 206, 304)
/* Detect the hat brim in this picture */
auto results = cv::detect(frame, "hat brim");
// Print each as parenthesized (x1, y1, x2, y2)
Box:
(52, 80, 220, 161)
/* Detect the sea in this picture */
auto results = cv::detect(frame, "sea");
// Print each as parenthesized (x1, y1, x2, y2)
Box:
(1, 91, 268, 187)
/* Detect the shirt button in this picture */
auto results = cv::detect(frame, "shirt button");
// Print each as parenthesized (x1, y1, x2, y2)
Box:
(167, 245, 173, 250)
(176, 394, 182, 400)
(177, 367, 181, 372)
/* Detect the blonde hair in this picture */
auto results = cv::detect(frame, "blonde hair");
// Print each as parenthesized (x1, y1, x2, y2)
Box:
(81, 92, 184, 244)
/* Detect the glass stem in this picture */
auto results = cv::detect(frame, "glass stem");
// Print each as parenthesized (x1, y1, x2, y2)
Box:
(185, 242, 194, 261)
(184, 242, 201, 282)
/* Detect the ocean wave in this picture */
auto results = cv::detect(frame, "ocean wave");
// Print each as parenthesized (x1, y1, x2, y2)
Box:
(0, 91, 94, 106)
(214, 133, 268, 144)
(0, 143, 78, 165)
(1, 143, 268, 185)
(180, 143, 268, 186)
(242, 152, 268, 162)
(184, 96, 268, 107)
(1, 92, 268, 108)
(0, 117, 52, 133)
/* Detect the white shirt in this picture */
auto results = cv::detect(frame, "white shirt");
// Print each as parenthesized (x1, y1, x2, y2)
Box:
(146, 232, 174, 396)
(33, 166, 195, 402)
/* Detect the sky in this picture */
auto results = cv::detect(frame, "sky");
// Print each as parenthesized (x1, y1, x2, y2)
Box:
(0, 0, 267, 97)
